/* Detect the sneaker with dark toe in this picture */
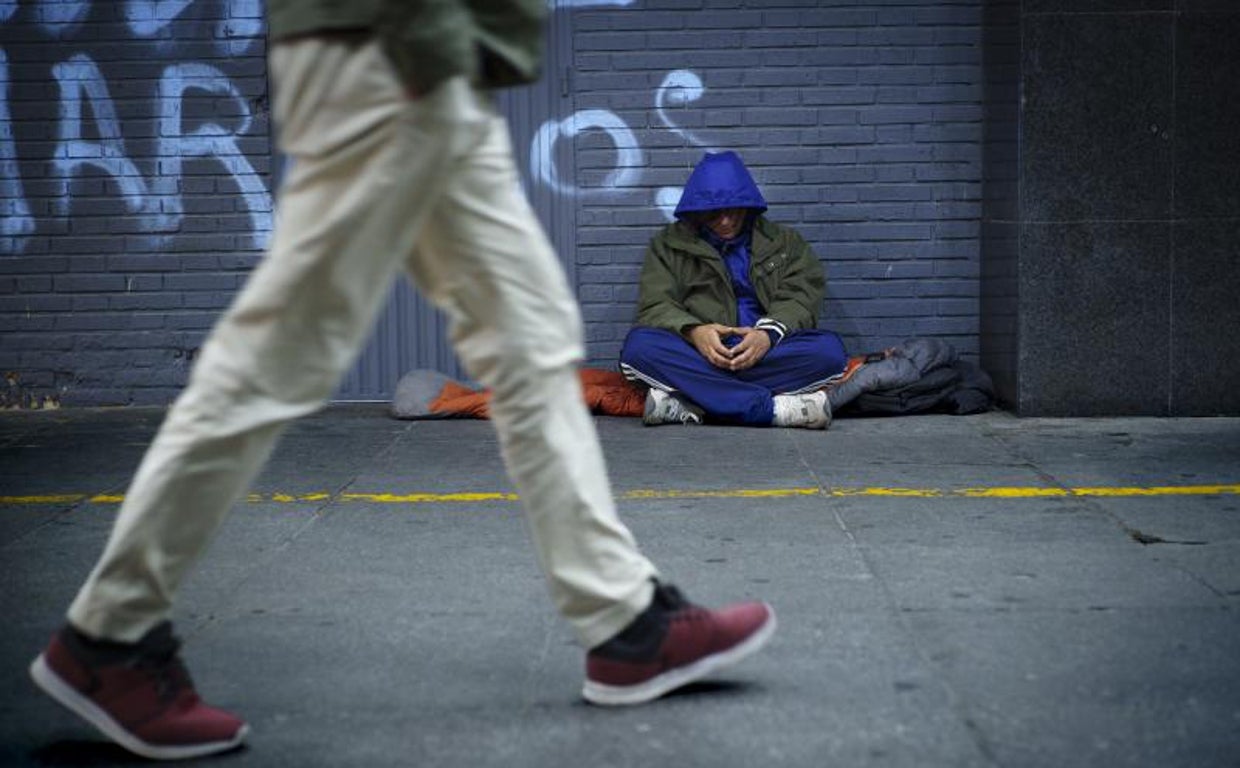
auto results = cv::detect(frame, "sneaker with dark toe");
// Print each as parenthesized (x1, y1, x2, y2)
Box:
(583, 583, 776, 706)
(30, 622, 248, 760)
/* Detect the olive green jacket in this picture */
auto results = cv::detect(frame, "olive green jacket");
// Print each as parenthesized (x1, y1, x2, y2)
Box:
(635, 217, 826, 344)
(266, 0, 546, 94)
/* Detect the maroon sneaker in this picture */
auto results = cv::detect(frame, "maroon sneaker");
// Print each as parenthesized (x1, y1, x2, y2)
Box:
(583, 583, 776, 706)
(30, 622, 248, 760)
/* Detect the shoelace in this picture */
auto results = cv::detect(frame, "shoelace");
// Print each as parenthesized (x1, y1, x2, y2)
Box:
(653, 583, 690, 611)
(656, 583, 713, 626)
(130, 632, 195, 705)
(663, 398, 691, 422)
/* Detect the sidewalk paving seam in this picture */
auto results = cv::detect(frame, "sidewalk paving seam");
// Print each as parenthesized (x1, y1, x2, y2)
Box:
(181, 423, 418, 640)
(786, 428, 1004, 767)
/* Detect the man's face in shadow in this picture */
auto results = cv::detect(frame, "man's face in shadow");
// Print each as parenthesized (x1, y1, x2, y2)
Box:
(696, 207, 748, 240)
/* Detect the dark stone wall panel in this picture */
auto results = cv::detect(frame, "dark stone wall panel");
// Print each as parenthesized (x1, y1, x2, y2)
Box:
(1171, 220, 1240, 415)
(1174, 12, 1240, 218)
(1177, 1, 1237, 11)
(1021, 13, 1173, 222)
(981, 2, 1238, 415)
(1024, 1, 1171, 11)
(1019, 222, 1170, 415)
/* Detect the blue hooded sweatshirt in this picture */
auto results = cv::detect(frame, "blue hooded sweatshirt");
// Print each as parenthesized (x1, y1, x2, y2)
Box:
(673, 152, 768, 330)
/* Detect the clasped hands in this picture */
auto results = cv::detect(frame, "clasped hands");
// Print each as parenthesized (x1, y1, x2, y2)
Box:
(686, 323, 771, 372)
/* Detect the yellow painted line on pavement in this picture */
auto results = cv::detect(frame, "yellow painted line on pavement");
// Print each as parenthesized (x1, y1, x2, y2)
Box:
(1071, 485, 1240, 497)
(3, 484, 1238, 507)
(623, 488, 821, 500)
(831, 487, 946, 498)
(339, 492, 521, 503)
(957, 487, 1070, 498)
(242, 492, 335, 503)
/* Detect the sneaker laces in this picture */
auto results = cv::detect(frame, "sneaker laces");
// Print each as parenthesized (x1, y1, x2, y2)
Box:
(652, 582, 691, 611)
(670, 400, 702, 424)
(130, 625, 196, 706)
(652, 584, 718, 637)
(591, 582, 697, 660)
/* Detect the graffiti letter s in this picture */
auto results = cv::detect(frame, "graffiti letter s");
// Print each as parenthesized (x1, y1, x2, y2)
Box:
(654, 69, 711, 220)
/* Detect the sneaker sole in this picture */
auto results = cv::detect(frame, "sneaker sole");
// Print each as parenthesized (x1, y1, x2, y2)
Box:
(581, 605, 777, 707)
(30, 654, 249, 761)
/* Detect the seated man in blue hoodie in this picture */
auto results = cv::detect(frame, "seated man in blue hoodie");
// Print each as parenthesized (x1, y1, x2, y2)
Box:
(620, 151, 847, 429)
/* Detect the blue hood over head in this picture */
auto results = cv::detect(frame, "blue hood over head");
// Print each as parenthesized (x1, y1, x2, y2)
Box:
(673, 151, 768, 219)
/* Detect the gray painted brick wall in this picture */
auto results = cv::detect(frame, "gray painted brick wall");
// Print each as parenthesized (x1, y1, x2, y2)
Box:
(2, 0, 985, 406)
(0, 0, 270, 407)
(566, 0, 984, 369)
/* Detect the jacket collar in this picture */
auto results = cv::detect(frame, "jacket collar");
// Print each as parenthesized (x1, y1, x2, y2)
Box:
(666, 217, 778, 260)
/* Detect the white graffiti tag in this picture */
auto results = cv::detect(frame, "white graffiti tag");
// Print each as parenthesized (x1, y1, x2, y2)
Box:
(48, 55, 271, 246)
(0, 49, 33, 243)
(532, 109, 643, 195)
(126, 0, 263, 55)
(653, 69, 712, 217)
(533, 68, 716, 220)
(35, 0, 89, 35)
(1, 0, 270, 253)
(28, 0, 262, 51)
(52, 55, 169, 228)
(155, 63, 271, 242)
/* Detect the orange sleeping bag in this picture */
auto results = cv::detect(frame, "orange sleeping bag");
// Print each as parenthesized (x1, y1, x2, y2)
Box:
(427, 369, 647, 419)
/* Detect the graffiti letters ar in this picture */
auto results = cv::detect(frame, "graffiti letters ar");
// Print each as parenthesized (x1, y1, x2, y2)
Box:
(1, 0, 271, 254)
(2, 0, 718, 255)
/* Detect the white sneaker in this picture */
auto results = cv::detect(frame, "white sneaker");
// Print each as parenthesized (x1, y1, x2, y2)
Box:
(643, 389, 704, 426)
(772, 390, 831, 429)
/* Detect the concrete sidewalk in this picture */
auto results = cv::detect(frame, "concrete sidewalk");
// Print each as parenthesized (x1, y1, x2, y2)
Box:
(1, 405, 1238, 767)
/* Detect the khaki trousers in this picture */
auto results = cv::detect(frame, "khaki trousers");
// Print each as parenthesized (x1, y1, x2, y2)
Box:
(68, 37, 657, 649)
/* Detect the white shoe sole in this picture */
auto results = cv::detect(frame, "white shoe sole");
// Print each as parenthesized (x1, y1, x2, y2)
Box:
(30, 654, 248, 761)
(581, 606, 777, 706)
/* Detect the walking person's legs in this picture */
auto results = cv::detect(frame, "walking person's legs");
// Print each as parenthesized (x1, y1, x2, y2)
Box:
(32, 34, 778, 761)
(408, 104, 659, 644)
(31, 36, 463, 760)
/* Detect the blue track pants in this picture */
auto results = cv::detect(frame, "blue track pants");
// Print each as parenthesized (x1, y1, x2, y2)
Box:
(619, 327, 847, 425)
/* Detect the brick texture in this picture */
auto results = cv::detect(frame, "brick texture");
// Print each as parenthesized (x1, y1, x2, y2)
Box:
(0, 0, 270, 407)
(1, 0, 984, 406)
(567, 0, 984, 369)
